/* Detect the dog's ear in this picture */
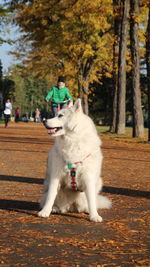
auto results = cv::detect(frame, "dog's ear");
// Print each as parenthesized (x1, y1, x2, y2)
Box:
(73, 98, 82, 112)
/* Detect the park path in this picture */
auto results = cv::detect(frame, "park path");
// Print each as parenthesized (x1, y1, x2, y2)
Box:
(0, 122, 150, 267)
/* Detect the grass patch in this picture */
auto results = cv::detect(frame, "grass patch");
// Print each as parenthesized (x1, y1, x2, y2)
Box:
(96, 126, 132, 138)
(96, 126, 109, 133)
(138, 141, 150, 145)
(96, 126, 149, 142)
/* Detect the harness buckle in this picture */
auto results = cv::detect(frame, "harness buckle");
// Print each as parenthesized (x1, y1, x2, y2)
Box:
(70, 168, 76, 177)
(70, 168, 77, 191)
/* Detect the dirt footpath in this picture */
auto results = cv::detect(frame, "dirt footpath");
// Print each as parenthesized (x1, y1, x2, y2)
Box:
(0, 122, 149, 267)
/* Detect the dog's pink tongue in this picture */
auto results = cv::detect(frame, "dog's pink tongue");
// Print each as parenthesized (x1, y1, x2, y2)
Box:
(48, 129, 56, 134)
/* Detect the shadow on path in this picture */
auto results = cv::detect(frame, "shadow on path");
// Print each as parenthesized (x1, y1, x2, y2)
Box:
(0, 175, 43, 184)
(0, 175, 149, 216)
(0, 199, 39, 212)
(1, 175, 149, 199)
(0, 199, 83, 220)
(103, 185, 150, 199)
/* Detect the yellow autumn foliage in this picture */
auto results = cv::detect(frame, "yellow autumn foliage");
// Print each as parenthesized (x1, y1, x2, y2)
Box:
(9, 0, 149, 99)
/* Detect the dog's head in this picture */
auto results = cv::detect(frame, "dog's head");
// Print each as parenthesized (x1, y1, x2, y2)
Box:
(43, 99, 83, 136)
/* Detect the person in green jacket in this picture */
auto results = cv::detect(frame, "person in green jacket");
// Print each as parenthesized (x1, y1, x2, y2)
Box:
(46, 76, 72, 117)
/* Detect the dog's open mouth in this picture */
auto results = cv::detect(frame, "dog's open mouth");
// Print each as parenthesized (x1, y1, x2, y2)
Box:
(47, 127, 62, 135)
(42, 120, 63, 135)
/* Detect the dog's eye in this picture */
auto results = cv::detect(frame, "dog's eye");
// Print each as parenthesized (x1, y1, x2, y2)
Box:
(58, 114, 64, 118)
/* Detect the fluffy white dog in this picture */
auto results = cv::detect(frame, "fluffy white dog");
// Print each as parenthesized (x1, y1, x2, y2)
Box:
(38, 99, 111, 222)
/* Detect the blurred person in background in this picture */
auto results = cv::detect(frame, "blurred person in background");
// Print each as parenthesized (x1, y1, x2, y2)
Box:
(15, 107, 20, 122)
(4, 99, 12, 128)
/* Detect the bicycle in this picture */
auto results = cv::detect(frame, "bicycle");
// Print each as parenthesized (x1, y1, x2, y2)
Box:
(46, 99, 73, 117)
(51, 99, 71, 111)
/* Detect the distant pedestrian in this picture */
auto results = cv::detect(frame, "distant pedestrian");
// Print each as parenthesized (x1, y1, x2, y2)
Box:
(35, 108, 41, 122)
(15, 107, 20, 122)
(4, 99, 12, 128)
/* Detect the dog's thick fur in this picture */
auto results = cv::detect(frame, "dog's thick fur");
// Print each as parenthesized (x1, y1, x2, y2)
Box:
(38, 99, 111, 222)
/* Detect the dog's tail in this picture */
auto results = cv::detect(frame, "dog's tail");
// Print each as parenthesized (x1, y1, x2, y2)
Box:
(97, 195, 112, 209)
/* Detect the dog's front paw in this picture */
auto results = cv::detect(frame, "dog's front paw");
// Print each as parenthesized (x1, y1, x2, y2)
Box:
(38, 209, 50, 218)
(90, 215, 103, 222)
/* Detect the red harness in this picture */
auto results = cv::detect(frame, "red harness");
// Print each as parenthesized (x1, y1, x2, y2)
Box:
(67, 154, 91, 191)
(70, 168, 77, 191)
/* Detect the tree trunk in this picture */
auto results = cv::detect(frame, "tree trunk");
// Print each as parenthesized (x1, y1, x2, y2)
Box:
(146, 4, 150, 142)
(82, 92, 89, 114)
(77, 57, 95, 115)
(116, 0, 129, 134)
(78, 79, 83, 99)
(110, 0, 121, 132)
(77, 79, 89, 114)
(130, 0, 144, 138)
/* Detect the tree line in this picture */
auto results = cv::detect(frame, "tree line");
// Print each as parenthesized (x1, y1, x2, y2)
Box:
(0, 0, 150, 141)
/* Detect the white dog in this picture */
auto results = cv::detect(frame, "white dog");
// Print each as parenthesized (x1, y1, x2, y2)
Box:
(38, 99, 111, 222)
